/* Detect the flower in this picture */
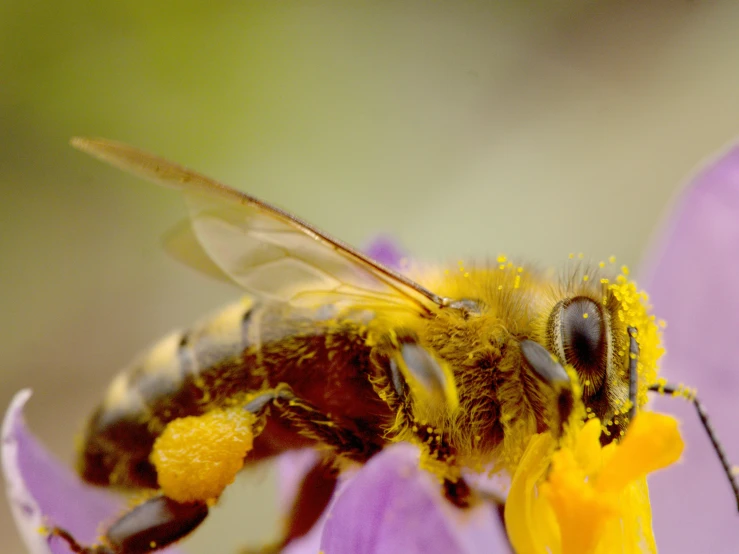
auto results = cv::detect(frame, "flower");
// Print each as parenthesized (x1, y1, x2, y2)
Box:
(364, 235, 408, 270)
(318, 444, 508, 554)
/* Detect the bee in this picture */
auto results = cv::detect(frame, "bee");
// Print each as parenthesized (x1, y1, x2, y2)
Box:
(53, 138, 739, 554)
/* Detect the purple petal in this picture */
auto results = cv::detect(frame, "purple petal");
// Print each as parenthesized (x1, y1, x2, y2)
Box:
(276, 449, 321, 511)
(1, 390, 183, 554)
(277, 451, 357, 554)
(641, 143, 739, 552)
(364, 236, 407, 270)
(320, 444, 509, 554)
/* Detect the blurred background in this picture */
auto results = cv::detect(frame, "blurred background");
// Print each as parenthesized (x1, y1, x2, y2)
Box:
(3, 1, 739, 553)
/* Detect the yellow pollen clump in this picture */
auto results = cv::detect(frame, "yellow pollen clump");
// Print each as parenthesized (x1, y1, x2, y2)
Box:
(151, 407, 256, 503)
(583, 313, 589, 319)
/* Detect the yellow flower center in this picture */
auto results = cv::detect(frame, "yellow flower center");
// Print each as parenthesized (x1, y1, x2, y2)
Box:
(506, 412, 684, 554)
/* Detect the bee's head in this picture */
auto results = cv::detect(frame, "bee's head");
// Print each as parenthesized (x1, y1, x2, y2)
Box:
(536, 266, 664, 443)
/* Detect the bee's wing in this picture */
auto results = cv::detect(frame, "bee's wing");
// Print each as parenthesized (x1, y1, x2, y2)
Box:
(162, 218, 235, 285)
(71, 138, 444, 312)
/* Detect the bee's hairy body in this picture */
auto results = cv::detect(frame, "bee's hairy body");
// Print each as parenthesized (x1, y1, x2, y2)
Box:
(81, 261, 632, 492)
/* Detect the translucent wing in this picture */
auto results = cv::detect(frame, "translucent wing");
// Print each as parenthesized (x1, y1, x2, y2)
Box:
(71, 137, 445, 312)
(162, 218, 234, 284)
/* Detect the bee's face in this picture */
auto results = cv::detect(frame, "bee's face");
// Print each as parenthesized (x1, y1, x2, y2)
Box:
(537, 266, 661, 443)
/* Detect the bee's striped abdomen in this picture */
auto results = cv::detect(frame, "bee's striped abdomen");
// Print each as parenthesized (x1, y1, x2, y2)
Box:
(79, 298, 391, 491)
(80, 296, 260, 488)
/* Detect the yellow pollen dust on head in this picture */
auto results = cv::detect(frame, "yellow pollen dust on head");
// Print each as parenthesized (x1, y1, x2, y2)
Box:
(607, 265, 664, 408)
(150, 407, 256, 503)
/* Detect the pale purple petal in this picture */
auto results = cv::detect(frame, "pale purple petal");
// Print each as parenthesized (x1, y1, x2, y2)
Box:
(641, 143, 739, 552)
(1, 390, 182, 554)
(320, 444, 510, 554)
(277, 451, 360, 554)
(364, 236, 406, 270)
(276, 449, 320, 511)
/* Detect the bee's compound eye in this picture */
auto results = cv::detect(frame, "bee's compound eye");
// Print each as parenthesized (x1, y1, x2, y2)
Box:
(559, 297, 606, 372)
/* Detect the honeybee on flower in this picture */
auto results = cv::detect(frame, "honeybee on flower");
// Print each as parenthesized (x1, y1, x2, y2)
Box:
(3, 139, 739, 554)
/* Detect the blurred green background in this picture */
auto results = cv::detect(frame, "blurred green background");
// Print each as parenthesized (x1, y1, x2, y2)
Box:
(3, 1, 739, 553)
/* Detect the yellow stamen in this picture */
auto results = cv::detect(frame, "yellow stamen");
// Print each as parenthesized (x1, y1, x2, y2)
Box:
(506, 412, 684, 554)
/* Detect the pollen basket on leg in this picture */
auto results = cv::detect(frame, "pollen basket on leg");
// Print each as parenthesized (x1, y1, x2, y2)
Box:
(151, 407, 257, 503)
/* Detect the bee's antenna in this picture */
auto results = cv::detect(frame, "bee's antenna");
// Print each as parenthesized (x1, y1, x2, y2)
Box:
(648, 381, 739, 512)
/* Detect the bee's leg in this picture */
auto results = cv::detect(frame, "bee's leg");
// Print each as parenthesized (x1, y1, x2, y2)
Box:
(443, 476, 474, 508)
(240, 459, 339, 554)
(372, 333, 479, 506)
(371, 328, 459, 415)
(238, 387, 382, 553)
(50, 495, 209, 554)
(247, 386, 382, 463)
(51, 387, 372, 554)
(442, 476, 511, 550)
